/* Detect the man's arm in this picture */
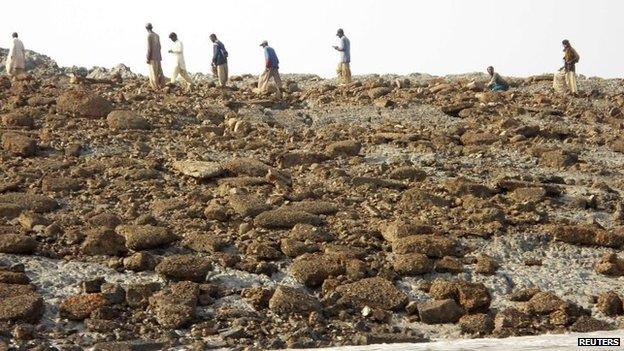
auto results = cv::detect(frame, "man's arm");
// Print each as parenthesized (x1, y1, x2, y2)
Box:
(146, 36, 152, 62)
(212, 44, 218, 65)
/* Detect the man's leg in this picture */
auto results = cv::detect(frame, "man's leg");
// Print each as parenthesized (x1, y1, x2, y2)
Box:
(258, 70, 269, 91)
(271, 68, 283, 98)
(171, 66, 180, 84)
(180, 69, 193, 87)
(217, 64, 227, 87)
(569, 72, 578, 93)
(148, 62, 157, 89)
(343, 63, 352, 83)
(336, 63, 343, 82)
(156, 62, 165, 88)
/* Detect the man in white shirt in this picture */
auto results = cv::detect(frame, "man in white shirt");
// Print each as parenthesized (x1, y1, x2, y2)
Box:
(333, 28, 351, 84)
(6, 32, 26, 78)
(167, 32, 193, 88)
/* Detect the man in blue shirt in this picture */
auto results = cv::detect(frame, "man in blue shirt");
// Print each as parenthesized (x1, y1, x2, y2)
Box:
(258, 40, 283, 99)
(333, 28, 351, 84)
(210, 33, 228, 87)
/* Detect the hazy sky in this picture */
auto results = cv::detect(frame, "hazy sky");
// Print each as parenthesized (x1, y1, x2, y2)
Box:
(3, 0, 622, 78)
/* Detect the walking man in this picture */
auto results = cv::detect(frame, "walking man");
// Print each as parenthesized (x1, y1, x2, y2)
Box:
(6, 32, 25, 78)
(168, 32, 193, 88)
(145, 23, 165, 89)
(486, 66, 509, 92)
(333, 28, 351, 84)
(258, 40, 282, 99)
(561, 39, 580, 94)
(210, 34, 228, 87)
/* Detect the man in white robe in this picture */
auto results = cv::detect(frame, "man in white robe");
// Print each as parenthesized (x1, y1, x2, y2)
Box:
(168, 32, 193, 88)
(6, 32, 25, 77)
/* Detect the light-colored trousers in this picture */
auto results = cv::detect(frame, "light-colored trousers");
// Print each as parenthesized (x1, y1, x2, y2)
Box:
(217, 63, 228, 87)
(171, 65, 193, 86)
(337, 62, 352, 84)
(6, 67, 25, 77)
(148, 60, 165, 89)
(258, 68, 283, 98)
(565, 71, 578, 93)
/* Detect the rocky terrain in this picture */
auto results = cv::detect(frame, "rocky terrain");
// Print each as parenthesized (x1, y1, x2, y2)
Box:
(0, 49, 623, 351)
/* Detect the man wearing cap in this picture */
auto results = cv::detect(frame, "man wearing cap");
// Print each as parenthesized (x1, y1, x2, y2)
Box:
(145, 23, 165, 89)
(5, 32, 25, 78)
(560, 39, 580, 94)
(210, 34, 229, 87)
(333, 28, 351, 84)
(258, 40, 282, 99)
(167, 32, 193, 88)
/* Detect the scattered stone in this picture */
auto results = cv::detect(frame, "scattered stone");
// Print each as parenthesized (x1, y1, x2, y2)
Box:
(254, 209, 322, 229)
(393, 253, 432, 276)
(268, 285, 320, 315)
(596, 291, 623, 316)
(392, 235, 458, 257)
(106, 110, 151, 130)
(60, 293, 108, 320)
(155, 255, 212, 282)
(1, 133, 37, 156)
(290, 253, 344, 287)
(117, 225, 176, 251)
(0, 234, 37, 254)
(417, 299, 463, 324)
(326, 140, 361, 157)
(81, 228, 126, 256)
(459, 313, 494, 335)
(56, 90, 113, 118)
(172, 160, 224, 179)
(336, 277, 408, 311)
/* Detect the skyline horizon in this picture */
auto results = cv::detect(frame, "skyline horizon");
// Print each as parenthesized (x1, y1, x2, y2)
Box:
(2, 1, 622, 79)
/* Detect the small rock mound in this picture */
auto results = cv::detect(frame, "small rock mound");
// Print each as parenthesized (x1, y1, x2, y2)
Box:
(106, 110, 151, 130)
(56, 90, 113, 118)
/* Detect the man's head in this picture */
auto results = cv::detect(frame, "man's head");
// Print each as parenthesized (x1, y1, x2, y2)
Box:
(209, 34, 217, 42)
(145, 23, 153, 31)
(562, 39, 570, 48)
(169, 32, 177, 42)
(336, 28, 344, 38)
(260, 40, 268, 48)
(11, 32, 18, 38)
(487, 66, 494, 75)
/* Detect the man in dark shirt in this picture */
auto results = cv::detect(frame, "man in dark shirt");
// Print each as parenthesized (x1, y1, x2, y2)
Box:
(210, 34, 228, 87)
(257, 40, 282, 99)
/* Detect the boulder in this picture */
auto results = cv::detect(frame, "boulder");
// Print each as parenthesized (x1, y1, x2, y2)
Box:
(539, 149, 578, 168)
(56, 90, 113, 118)
(459, 313, 494, 335)
(417, 299, 463, 324)
(380, 220, 434, 243)
(434, 256, 464, 273)
(0, 291, 44, 323)
(393, 253, 432, 276)
(59, 293, 108, 320)
(0, 193, 57, 213)
(594, 253, 624, 276)
(326, 140, 361, 157)
(229, 194, 271, 217)
(400, 188, 451, 210)
(182, 233, 227, 253)
(525, 291, 566, 315)
(554, 225, 624, 248)
(81, 228, 126, 256)
(1, 111, 34, 128)
(155, 255, 212, 282)
(392, 234, 458, 257)
(596, 291, 623, 316)
(106, 110, 150, 130)
(279, 151, 328, 168)
(570, 316, 615, 333)
(1, 133, 37, 156)
(290, 253, 345, 287)
(388, 166, 427, 181)
(41, 176, 83, 192)
(281, 201, 339, 215)
(116, 225, 176, 251)
(172, 160, 224, 179)
(336, 277, 408, 311)
(254, 209, 322, 229)
(0, 234, 37, 254)
(268, 285, 320, 315)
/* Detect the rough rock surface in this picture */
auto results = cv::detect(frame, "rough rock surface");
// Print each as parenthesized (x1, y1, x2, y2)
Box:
(0, 55, 623, 349)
